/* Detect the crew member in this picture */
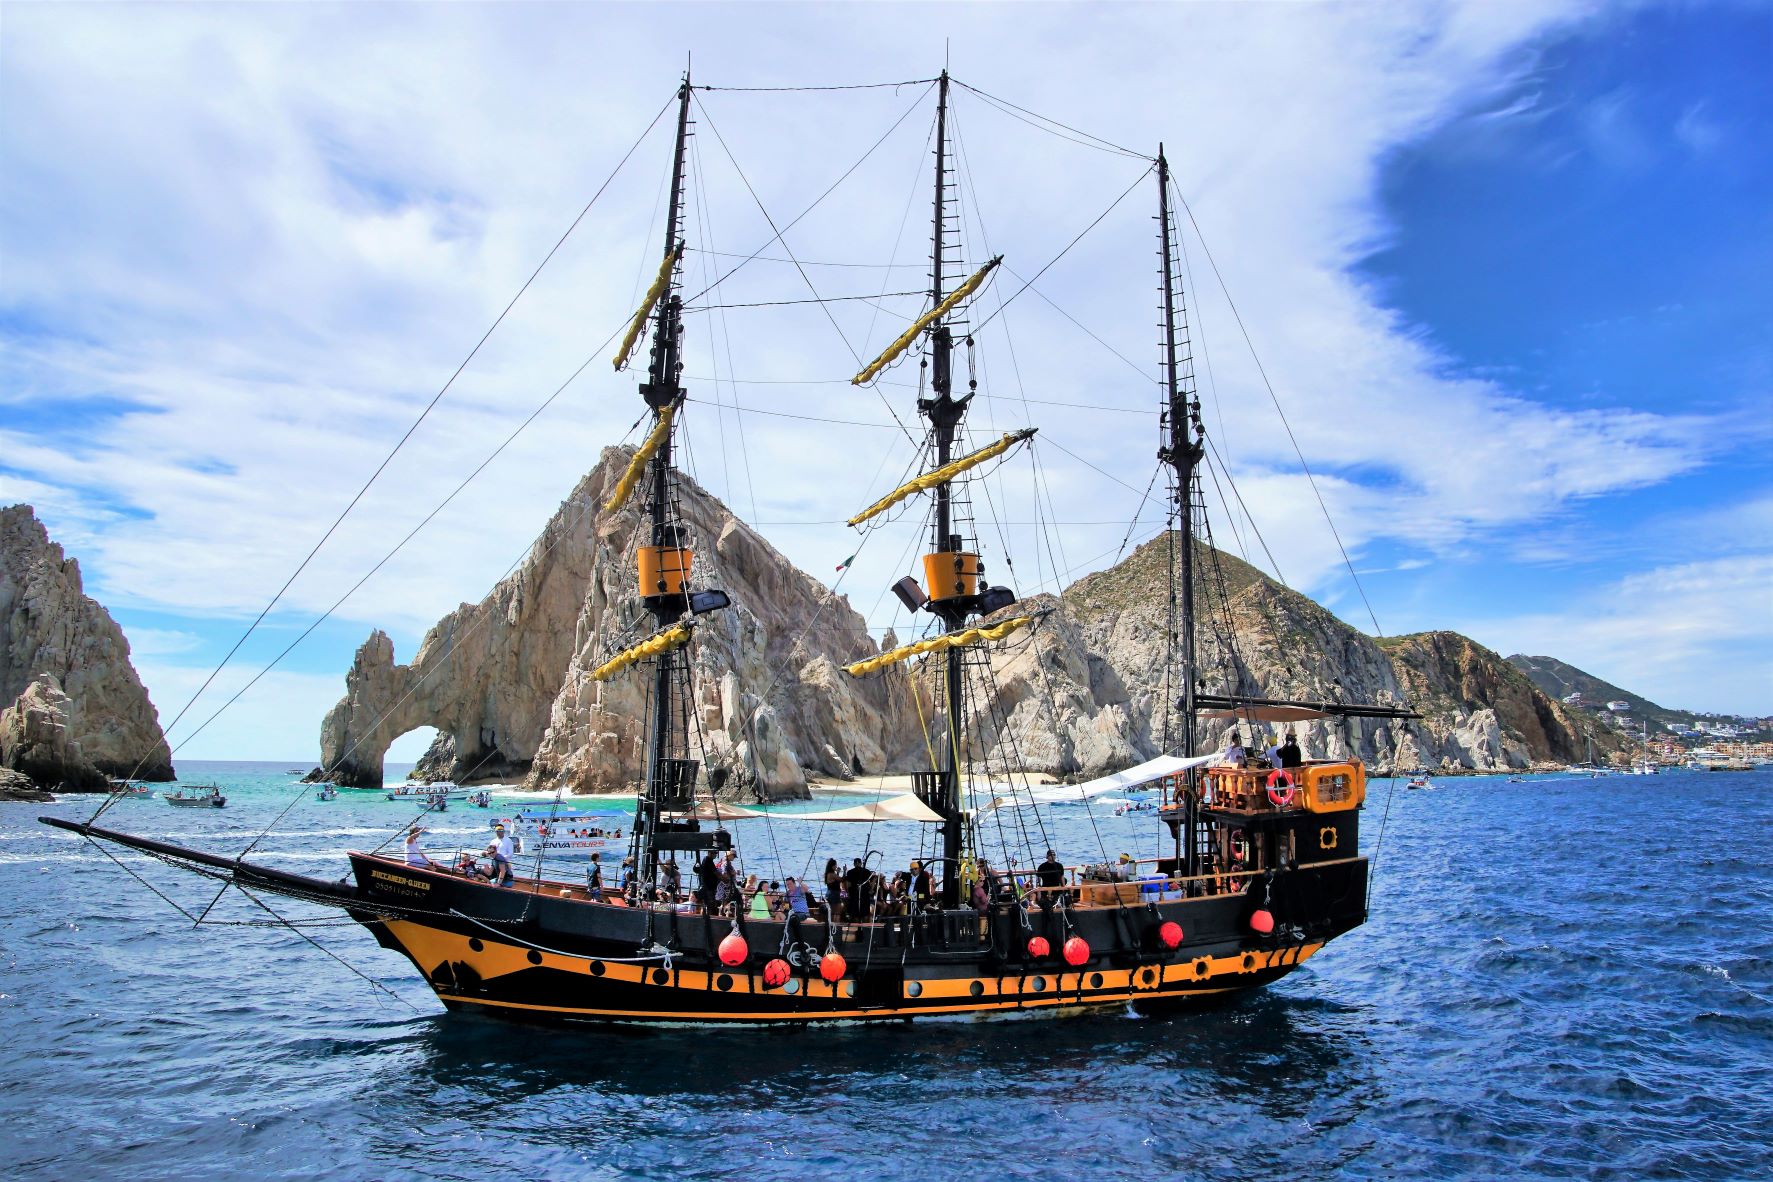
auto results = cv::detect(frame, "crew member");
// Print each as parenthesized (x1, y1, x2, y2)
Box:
(1277, 732, 1303, 769)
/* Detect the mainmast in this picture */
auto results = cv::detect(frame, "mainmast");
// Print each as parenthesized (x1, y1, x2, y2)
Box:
(1155, 149, 1208, 885)
(922, 70, 970, 910)
(631, 76, 696, 884)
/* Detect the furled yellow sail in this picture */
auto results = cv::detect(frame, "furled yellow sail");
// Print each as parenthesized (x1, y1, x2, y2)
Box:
(850, 256, 1002, 386)
(591, 624, 692, 682)
(847, 428, 1036, 527)
(611, 244, 684, 372)
(605, 403, 677, 513)
(843, 614, 1035, 677)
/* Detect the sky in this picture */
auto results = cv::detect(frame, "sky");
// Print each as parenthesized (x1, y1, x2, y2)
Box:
(2, 1, 1768, 762)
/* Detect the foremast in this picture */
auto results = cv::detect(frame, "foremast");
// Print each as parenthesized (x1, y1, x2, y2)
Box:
(621, 76, 716, 890)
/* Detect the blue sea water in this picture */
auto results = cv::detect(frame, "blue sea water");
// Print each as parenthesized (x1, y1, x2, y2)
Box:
(2, 762, 1770, 1180)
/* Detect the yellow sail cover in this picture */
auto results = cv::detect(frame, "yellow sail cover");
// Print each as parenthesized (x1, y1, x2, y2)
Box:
(844, 614, 1035, 677)
(611, 244, 683, 372)
(591, 624, 692, 682)
(605, 403, 677, 513)
(847, 428, 1035, 527)
(851, 256, 1002, 386)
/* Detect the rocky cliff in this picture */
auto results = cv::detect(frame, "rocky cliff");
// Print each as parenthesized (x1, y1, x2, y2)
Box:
(313, 470, 1626, 792)
(1, 505, 173, 787)
(971, 534, 1614, 774)
(314, 448, 917, 796)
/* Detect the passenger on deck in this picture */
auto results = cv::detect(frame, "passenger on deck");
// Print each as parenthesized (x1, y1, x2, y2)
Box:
(1265, 736, 1285, 769)
(823, 857, 843, 920)
(717, 850, 740, 916)
(618, 857, 635, 894)
(745, 874, 772, 919)
(1278, 732, 1304, 769)
(489, 823, 516, 887)
(1036, 849, 1065, 911)
(783, 875, 810, 942)
(844, 857, 871, 921)
(1223, 732, 1247, 767)
(403, 827, 440, 871)
(586, 852, 605, 901)
(695, 850, 719, 912)
(1116, 852, 1139, 882)
(659, 857, 682, 904)
(911, 860, 934, 912)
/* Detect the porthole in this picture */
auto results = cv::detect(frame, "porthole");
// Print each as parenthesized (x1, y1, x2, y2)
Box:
(589, 960, 606, 977)
(468, 937, 484, 953)
(783, 979, 801, 996)
(906, 980, 923, 998)
(1029, 976, 1046, 992)
(652, 967, 671, 986)
(1140, 968, 1156, 986)
(1089, 972, 1104, 989)
(1193, 958, 1209, 978)
(969, 980, 984, 997)
(1241, 954, 1255, 972)
(716, 974, 734, 992)
(526, 949, 543, 966)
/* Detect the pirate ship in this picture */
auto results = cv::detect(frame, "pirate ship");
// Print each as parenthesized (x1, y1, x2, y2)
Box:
(45, 71, 1416, 1024)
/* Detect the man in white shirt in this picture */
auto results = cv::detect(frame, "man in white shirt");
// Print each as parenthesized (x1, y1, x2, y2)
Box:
(1222, 731, 1247, 767)
(489, 823, 516, 886)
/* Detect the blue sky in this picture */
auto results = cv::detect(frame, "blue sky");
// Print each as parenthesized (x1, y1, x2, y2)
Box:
(2, 2, 1768, 761)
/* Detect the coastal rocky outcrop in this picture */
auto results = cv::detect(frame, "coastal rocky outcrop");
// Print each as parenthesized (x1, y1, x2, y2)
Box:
(967, 534, 1613, 775)
(313, 448, 918, 797)
(1, 504, 173, 788)
(313, 464, 1625, 793)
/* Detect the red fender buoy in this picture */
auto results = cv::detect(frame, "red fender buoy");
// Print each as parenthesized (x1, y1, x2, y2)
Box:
(718, 932, 749, 967)
(1026, 935, 1050, 959)
(1249, 908, 1275, 935)
(1158, 920, 1183, 949)
(818, 952, 847, 983)
(762, 958, 790, 987)
(1062, 936, 1090, 966)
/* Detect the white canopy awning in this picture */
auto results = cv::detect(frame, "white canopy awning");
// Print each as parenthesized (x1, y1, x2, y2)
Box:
(1012, 752, 1220, 806)
(792, 793, 945, 823)
(1199, 705, 1327, 723)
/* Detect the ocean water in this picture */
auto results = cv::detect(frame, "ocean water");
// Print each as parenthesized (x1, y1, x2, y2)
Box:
(2, 761, 1770, 1180)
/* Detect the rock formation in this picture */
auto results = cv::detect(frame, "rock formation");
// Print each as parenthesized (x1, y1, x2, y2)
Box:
(314, 448, 917, 796)
(1, 504, 174, 787)
(0, 673, 108, 789)
(970, 534, 1615, 774)
(313, 467, 1626, 792)
(0, 766, 56, 802)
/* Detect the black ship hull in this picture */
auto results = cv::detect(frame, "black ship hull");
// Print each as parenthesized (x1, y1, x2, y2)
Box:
(345, 852, 1367, 1025)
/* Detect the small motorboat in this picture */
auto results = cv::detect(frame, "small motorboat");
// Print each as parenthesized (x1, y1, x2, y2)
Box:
(1405, 777, 1432, 791)
(315, 784, 337, 801)
(164, 785, 226, 808)
(112, 782, 154, 799)
(466, 790, 493, 809)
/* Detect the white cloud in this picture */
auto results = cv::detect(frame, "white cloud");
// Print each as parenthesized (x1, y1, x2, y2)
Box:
(9, 0, 1748, 750)
(1473, 554, 1773, 714)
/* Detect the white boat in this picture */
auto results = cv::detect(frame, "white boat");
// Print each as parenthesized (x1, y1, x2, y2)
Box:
(315, 784, 337, 801)
(384, 781, 471, 803)
(163, 785, 226, 808)
(494, 807, 624, 860)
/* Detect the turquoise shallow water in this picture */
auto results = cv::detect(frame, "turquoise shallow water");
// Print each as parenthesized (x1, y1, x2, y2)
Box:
(2, 761, 1770, 1180)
